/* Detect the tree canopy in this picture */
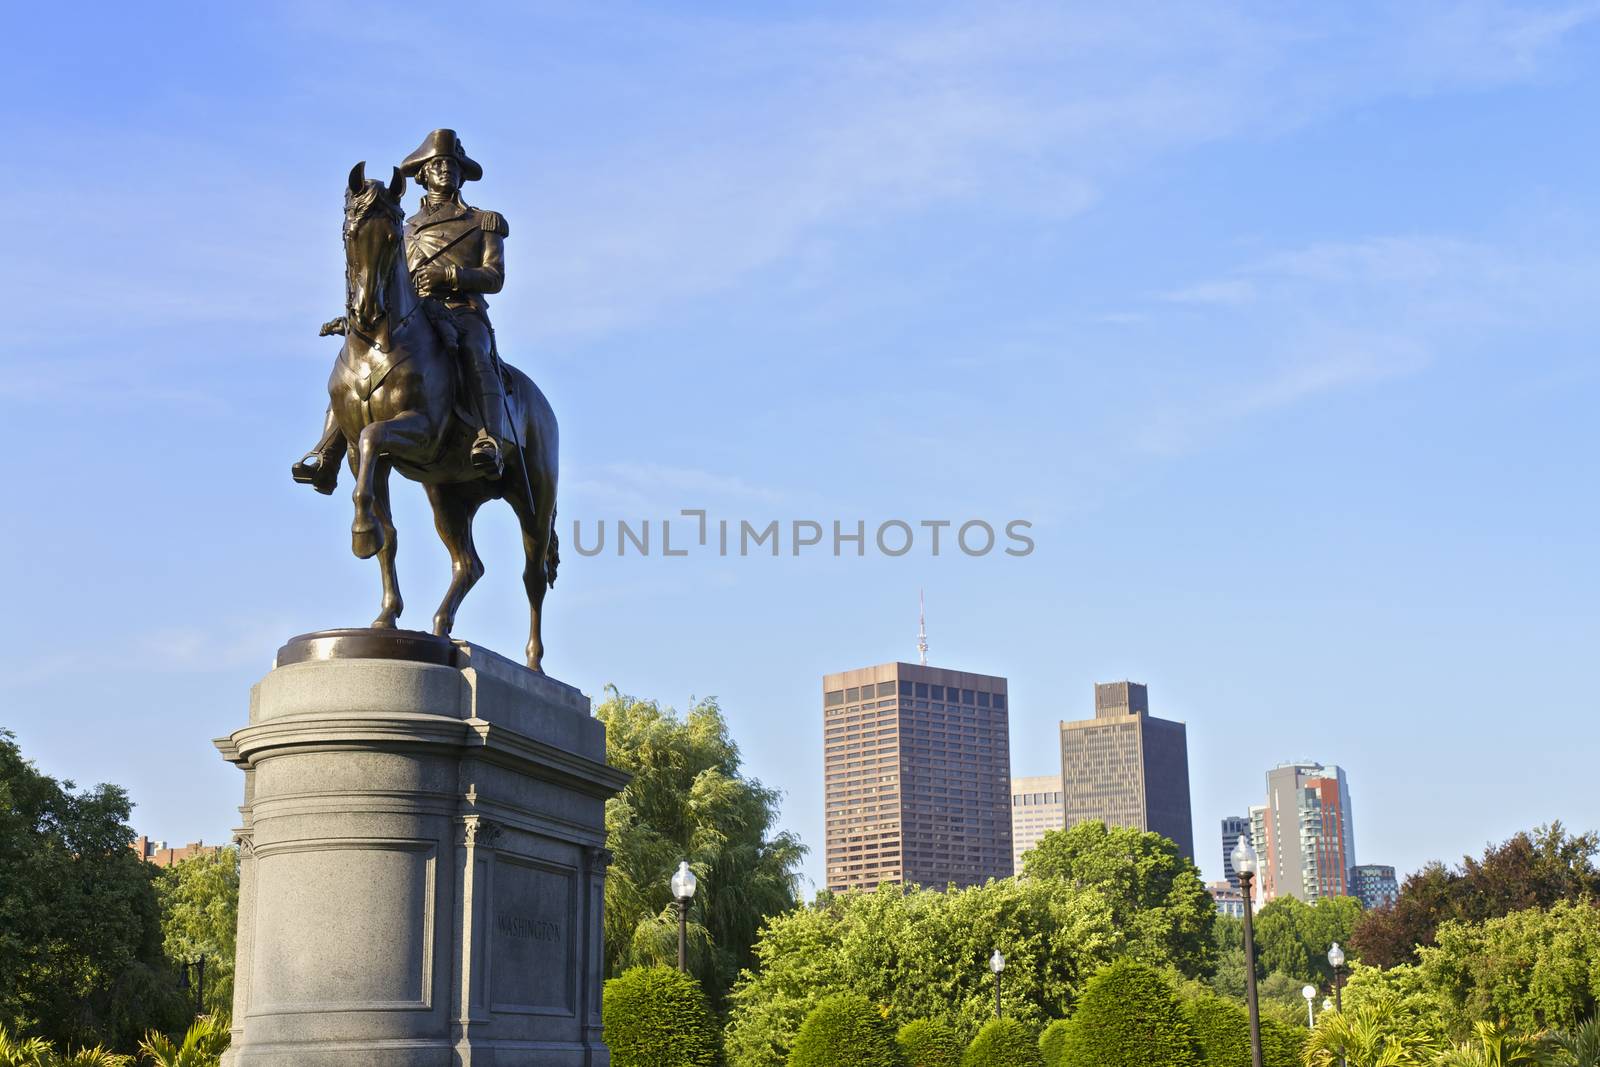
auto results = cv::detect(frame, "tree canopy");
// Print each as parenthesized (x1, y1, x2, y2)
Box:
(1021, 821, 1215, 976)
(0, 730, 187, 1049)
(1251, 895, 1362, 986)
(597, 690, 806, 1005)
(155, 850, 239, 1018)
(723, 878, 1122, 1067)
(1352, 824, 1600, 968)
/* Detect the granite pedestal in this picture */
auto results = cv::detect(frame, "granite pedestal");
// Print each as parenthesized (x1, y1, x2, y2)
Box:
(215, 630, 628, 1066)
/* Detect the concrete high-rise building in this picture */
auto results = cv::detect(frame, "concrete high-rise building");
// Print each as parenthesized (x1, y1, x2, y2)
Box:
(1251, 762, 1357, 903)
(1221, 815, 1251, 890)
(823, 662, 1012, 892)
(1350, 864, 1400, 910)
(1010, 773, 1063, 874)
(1058, 681, 1195, 860)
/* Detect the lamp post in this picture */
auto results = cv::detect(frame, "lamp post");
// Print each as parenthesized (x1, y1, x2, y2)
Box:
(1327, 942, 1347, 1067)
(989, 949, 1006, 1019)
(1232, 837, 1265, 1067)
(671, 861, 697, 973)
(1328, 942, 1346, 1011)
(1302, 984, 1317, 1028)
(177, 954, 206, 1015)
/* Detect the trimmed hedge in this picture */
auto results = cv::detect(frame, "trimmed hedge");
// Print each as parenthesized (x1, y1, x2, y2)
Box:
(1037, 1019, 1073, 1067)
(962, 1018, 1044, 1067)
(1184, 991, 1304, 1067)
(788, 992, 902, 1067)
(602, 965, 719, 1067)
(1057, 960, 1199, 1067)
(898, 1018, 964, 1067)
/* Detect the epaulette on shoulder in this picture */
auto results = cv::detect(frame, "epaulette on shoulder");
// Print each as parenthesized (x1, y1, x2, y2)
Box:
(479, 210, 508, 237)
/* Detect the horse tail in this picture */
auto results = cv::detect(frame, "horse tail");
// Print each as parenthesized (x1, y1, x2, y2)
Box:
(546, 503, 560, 587)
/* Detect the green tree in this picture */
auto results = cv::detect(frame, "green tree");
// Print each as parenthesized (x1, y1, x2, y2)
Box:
(155, 852, 238, 1019)
(1253, 896, 1362, 986)
(601, 966, 719, 1067)
(1418, 899, 1600, 1035)
(1022, 822, 1215, 976)
(1055, 959, 1198, 1067)
(961, 1018, 1043, 1067)
(0, 731, 188, 1050)
(897, 1019, 964, 1067)
(598, 691, 806, 1006)
(1352, 824, 1600, 969)
(723, 879, 1121, 1067)
(786, 992, 901, 1067)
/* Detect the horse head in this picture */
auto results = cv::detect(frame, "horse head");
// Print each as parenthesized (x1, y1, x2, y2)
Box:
(343, 161, 407, 335)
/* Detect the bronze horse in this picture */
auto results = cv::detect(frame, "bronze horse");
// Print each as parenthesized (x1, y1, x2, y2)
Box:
(326, 162, 559, 670)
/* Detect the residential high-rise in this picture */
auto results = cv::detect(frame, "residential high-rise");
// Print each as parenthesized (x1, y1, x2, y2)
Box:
(823, 662, 1012, 892)
(1251, 762, 1357, 903)
(1350, 864, 1400, 910)
(1058, 682, 1195, 860)
(1221, 815, 1251, 890)
(1010, 773, 1063, 873)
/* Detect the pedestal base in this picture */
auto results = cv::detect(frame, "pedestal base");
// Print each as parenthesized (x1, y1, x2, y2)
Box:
(215, 630, 627, 1066)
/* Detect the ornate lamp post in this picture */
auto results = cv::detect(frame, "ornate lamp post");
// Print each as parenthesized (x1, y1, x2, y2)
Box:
(177, 954, 206, 1015)
(1232, 837, 1265, 1067)
(989, 949, 1006, 1019)
(1328, 942, 1346, 1011)
(1328, 941, 1347, 1067)
(1302, 984, 1317, 1028)
(671, 861, 698, 973)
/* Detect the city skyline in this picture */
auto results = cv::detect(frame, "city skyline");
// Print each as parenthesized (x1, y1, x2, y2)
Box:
(4, 3, 1598, 901)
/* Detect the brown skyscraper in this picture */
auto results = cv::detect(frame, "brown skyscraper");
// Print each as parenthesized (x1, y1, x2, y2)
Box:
(1059, 681, 1195, 860)
(823, 662, 1012, 892)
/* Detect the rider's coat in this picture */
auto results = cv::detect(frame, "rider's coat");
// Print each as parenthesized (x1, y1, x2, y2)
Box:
(404, 200, 508, 316)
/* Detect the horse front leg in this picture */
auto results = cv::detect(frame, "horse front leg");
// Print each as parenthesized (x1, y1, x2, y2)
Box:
(370, 466, 403, 628)
(350, 412, 431, 559)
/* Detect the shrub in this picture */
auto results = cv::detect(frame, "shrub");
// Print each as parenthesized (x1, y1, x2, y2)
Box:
(1037, 1019, 1072, 1067)
(603, 966, 719, 1067)
(962, 1018, 1043, 1067)
(788, 992, 902, 1067)
(1057, 960, 1198, 1067)
(1184, 992, 1302, 1067)
(898, 1018, 963, 1067)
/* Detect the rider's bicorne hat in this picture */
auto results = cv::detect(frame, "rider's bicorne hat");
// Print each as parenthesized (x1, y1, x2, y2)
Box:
(399, 129, 483, 182)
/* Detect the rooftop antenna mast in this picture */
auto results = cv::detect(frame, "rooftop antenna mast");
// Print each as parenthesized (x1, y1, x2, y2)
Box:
(917, 589, 929, 666)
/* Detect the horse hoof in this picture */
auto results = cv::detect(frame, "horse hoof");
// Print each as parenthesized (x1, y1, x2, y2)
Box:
(372, 616, 398, 630)
(352, 526, 383, 559)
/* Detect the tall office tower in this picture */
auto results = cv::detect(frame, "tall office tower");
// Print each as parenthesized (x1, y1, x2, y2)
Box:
(822, 662, 1012, 892)
(1251, 762, 1357, 903)
(1221, 815, 1251, 890)
(1058, 682, 1195, 860)
(1350, 864, 1400, 910)
(1010, 774, 1064, 874)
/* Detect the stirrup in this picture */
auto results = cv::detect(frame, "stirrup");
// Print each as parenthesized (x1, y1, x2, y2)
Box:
(291, 451, 340, 495)
(470, 435, 504, 477)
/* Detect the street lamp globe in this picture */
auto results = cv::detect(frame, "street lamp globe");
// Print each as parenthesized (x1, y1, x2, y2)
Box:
(1302, 985, 1316, 1003)
(1323, 997, 1334, 1013)
(1231, 837, 1258, 877)
(672, 861, 697, 901)
(1327, 942, 1345, 969)
(990, 949, 1006, 974)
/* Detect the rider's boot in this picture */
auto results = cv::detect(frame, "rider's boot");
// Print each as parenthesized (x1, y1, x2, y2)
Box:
(292, 408, 346, 495)
(470, 352, 509, 479)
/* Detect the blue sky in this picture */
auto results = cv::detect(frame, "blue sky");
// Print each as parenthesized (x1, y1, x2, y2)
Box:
(2, 1, 1596, 893)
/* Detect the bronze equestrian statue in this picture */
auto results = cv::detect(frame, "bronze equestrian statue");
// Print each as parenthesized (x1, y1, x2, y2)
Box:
(291, 131, 560, 671)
